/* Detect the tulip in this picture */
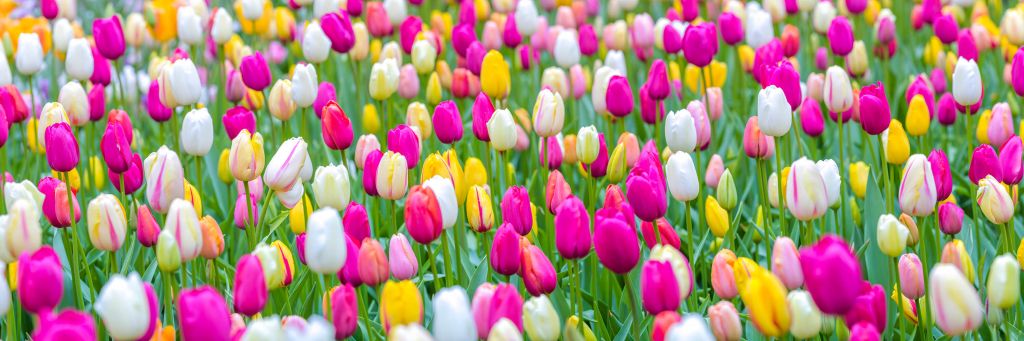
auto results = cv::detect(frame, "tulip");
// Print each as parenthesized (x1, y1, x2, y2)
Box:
(165, 199, 203, 262)
(788, 290, 823, 339)
(264, 138, 309, 193)
(357, 238, 388, 286)
(756, 86, 791, 137)
(93, 16, 126, 60)
(930, 264, 983, 336)
(229, 130, 266, 183)
(785, 158, 828, 221)
(702, 301, 741, 341)
(467, 185, 495, 232)
(952, 57, 982, 107)
(800, 235, 864, 315)
(665, 152, 699, 202)
(519, 243, 556, 296)
(431, 101, 464, 144)
(898, 154, 937, 216)
(928, 149, 953, 200)
(321, 100, 354, 151)
(942, 239, 976, 282)
(223, 106, 256, 140)
(143, 147, 186, 214)
(290, 64, 319, 109)
(938, 201, 964, 236)
(15, 33, 43, 75)
(17, 246, 63, 314)
(388, 124, 422, 168)
(665, 314, 716, 340)
(303, 208, 346, 275)
(65, 38, 95, 82)
(1000, 136, 1023, 185)
(876, 214, 909, 257)
(387, 233, 418, 280)
(594, 207, 640, 274)
(176, 7, 203, 45)
(160, 58, 202, 107)
(368, 59, 400, 101)
(490, 224, 522, 276)
(970, 145, 1002, 184)
(268, 80, 297, 121)
(986, 254, 1021, 310)
(179, 108, 214, 157)
(768, 237, 803, 290)
(860, 82, 891, 135)
(738, 266, 790, 337)
(44, 122, 80, 173)
(828, 17, 854, 56)
(423, 288, 477, 341)
(380, 280, 423, 331)
(488, 109, 517, 152)
(31, 309, 97, 340)
(552, 196, 591, 260)
(665, 109, 697, 153)
(233, 254, 268, 316)
(640, 259, 681, 315)
(405, 185, 443, 244)
(38, 176, 80, 228)
(977, 175, 1014, 225)
(342, 202, 371, 245)
(95, 273, 158, 341)
(86, 194, 127, 251)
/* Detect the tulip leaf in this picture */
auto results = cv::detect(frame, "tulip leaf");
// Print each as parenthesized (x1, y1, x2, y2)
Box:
(861, 171, 891, 287)
(466, 257, 488, 297)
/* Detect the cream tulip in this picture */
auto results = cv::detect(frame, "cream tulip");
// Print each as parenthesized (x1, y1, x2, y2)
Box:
(487, 109, 517, 152)
(87, 194, 128, 251)
(305, 208, 347, 274)
(164, 199, 204, 262)
(312, 164, 351, 210)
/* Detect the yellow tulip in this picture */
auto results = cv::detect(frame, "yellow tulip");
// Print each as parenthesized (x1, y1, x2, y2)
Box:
(406, 102, 432, 140)
(380, 280, 423, 330)
(184, 181, 203, 217)
(668, 61, 682, 83)
(606, 143, 627, 183)
(739, 267, 791, 337)
(863, 0, 881, 24)
(228, 130, 266, 182)
(684, 60, 727, 93)
(426, 72, 442, 105)
(977, 109, 992, 145)
(463, 157, 488, 189)
(150, 0, 178, 42)
(1017, 238, 1024, 270)
(849, 162, 870, 199)
(466, 185, 494, 232)
(738, 45, 755, 72)
(217, 149, 232, 184)
(884, 120, 910, 164)
(273, 7, 295, 41)
(288, 194, 311, 234)
(7, 262, 16, 291)
(421, 150, 466, 203)
(706, 195, 730, 238)
(480, 50, 510, 99)
(563, 315, 597, 341)
(369, 39, 382, 63)
(732, 257, 761, 292)
(890, 286, 919, 324)
(26, 118, 42, 153)
(905, 95, 930, 137)
(362, 103, 380, 134)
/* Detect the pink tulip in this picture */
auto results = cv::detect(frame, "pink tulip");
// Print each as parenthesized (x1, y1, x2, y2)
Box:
(1000, 137, 1023, 184)
(109, 153, 144, 194)
(927, 149, 952, 200)
(859, 82, 891, 135)
(178, 286, 232, 341)
(705, 154, 725, 188)
(362, 150, 383, 197)
(938, 202, 964, 235)
(641, 260, 680, 314)
(647, 60, 670, 101)
(93, 16, 125, 60)
(329, 284, 359, 339)
(343, 202, 371, 245)
(850, 322, 881, 341)
(625, 156, 667, 222)
(800, 235, 864, 315)
(487, 283, 524, 331)
(554, 196, 591, 259)
(18, 246, 64, 314)
(32, 309, 97, 340)
(388, 234, 418, 280)
(743, 116, 775, 159)
(452, 23, 477, 58)
(433, 100, 463, 144)
(137, 205, 161, 247)
(585, 134, 610, 177)
(100, 122, 133, 173)
(399, 17, 423, 54)
(387, 125, 422, 168)
(0, 85, 29, 123)
(357, 238, 388, 286)
(45, 122, 79, 172)
(405, 186, 443, 244)
(800, 97, 824, 137)
(579, 24, 598, 56)
(904, 76, 936, 118)
(233, 255, 268, 316)
(898, 253, 925, 299)
(41, 0, 57, 18)
(719, 12, 743, 46)
(1012, 47, 1024, 97)
(933, 14, 958, 44)
(764, 60, 802, 110)
(502, 16, 522, 48)
(957, 29, 977, 61)
(538, 136, 563, 170)
(828, 17, 854, 56)
(641, 218, 680, 250)
(365, 2, 392, 37)
(223, 106, 256, 140)
(38, 177, 80, 228)
(711, 249, 738, 299)
(313, 82, 336, 118)
(640, 84, 667, 125)
(988, 103, 1014, 149)
(239, 52, 271, 91)
(683, 22, 718, 67)
(491, 224, 522, 276)
(321, 12, 355, 53)
(545, 170, 572, 213)
(936, 93, 956, 126)
(471, 283, 497, 338)
(843, 282, 888, 334)
(87, 83, 106, 121)
(501, 186, 534, 235)
(519, 243, 557, 296)
(346, 0, 363, 16)
(90, 48, 111, 86)
(594, 207, 640, 274)
(969, 144, 1001, 184)
(233, 194, 260, 229)
(772, 237, 804, 290)
(339, 235, 362, 286)
(397, 64, 420, 99)
(472, 92, 494, 142)
(605, 75, 634, 118)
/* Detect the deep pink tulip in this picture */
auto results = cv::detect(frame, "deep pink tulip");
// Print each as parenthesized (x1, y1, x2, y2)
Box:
(584, 134, 609, 177)
(136, 205, 161, 247)
(957, 29, 977, 61)
(387, 124, 422, 168)
(472, 92, 494, 142)
(519, 243, 557, 296)
(313, 82, 336, 118)
(503, 16, 522, 48)
(109, 153, 144, 194)
(844, 282, 888, 334)
(239, 52, 271, 91)
(339, 235, 363, 286)
(501, 186, 533, 235)
(466, 42, 486, 75)
(399, 17, 423, 54)
(936, 93, 956, 126)
(330, 284, 359, 339)
(718, 12, 743, 46)
(433, 100, 463, 144)
(1013, 47, 1024, 97)
(602, 184, 636, 230)
(640, 83, 667, 125)
(641, 218, 681, 250)
(491, 224, 522, 276)
(322, 101, 354, 151)
(233, 255, 268, 316)
(815, 47, 829, 71)
(905, 76, 935, 118)
(32, 309, 96, 340)
(680, 0, 698, 21)
(38, 177, 80, 228)
(224, 67, 245, 103)
(752, 39, 783, 83)
(938, 202, 964, 235)
(45, 122, 79, 172)
(538, 136, 563, 170)
(88, 84, 105, 121)
(969, 144, 1001, 184)
(147, 80, 173, 122)
(859, 82, 891, 135)
(846, 0, 867, 13)
(295, 233, 307, 264)
(100, 123, 133, 173)
(91, 47, 111, 86)
(641, 260, 680, 315)
(744, 116, 775, 159)
(625, 161, 667, 222)
(921, 0, 942, 24)
(800, 97, 824, 137)
(0, 106, 7, 148)
(452, 23, 477, 58)
(682, 22, 718, 67)
(927, 149, 952, 200)
(594, 207, 640, 274)
(850, 322, 882, 341)
(554, 196, 591, 260)
(1000, 137, 1023, 184)
(579, 24, 598, 56)
(933, 14, 958, 44)
(1, 85, 29, 123)
(487, 283, 524, 331)
(41, 0, 57, 19)
(365, 2, 392, 37)
(876, 17, 895, 44)
(362, 150, 383, 197)
(178, 286, 232, 341)
(321, 12, 355, 53)
(765, 60, 802, 110)
(233, 194, 260, 229)
(223, 106, 256, 140)
(405, 186, 443, 244)
(107, 109, 133, 142)
(343, 202, 371, 245)
(799, 235, 864, 315)
(93, 16, 125, 60)
(662, 24, 682, 54)
(647, 60, 670, 101)
(828, 17, 855, 56)
(18, 246, 64, 314)
(346, 0, 363, 16)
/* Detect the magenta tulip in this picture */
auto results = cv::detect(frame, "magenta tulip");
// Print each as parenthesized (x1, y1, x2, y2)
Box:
(321, 11, 355, 53)
(387, 125, 422, 169)
(828, 17, 854, 56)
(109, 153, 144, 194)
(233, 255, 268, 316)
(93, 16, 126, 60)
(969, 144, 1001, 184)
(45, 122, 79, 172)
(641, 259, 680, 314)
(433, 100, 463, 144)
(399, 16, 423, 54)
(800, 97, 825, 137)
(1012, 47, 1024, 97)
(18, 246, 64, 314)
(579, 24, 598, 56)
(330, 284, 359, 339)
(362, 150, 383, 197)
(472, 92, 494, 142)
(936, 93, 956, 126)
(487, 283, 524, 331)
(594, 207, 640, 274)
(799, 235, 864, 315)
(765, 60, 802, 110)
(178, 286, 232, 341)
(554, 196, 591, 260)
(491, 224, 522, 276)
(647, 60, 670, 101)
(938, 202, 964, 235)
(933, 14, 958, 44)
(625, 159, 667, 222)
(999, 137, 1023, 185)
(239, 51, 271, 91)
(843, 282, 888, 334)
(32, 309, 96, 340)
(313, 82, 337, 118)
(718, 12, 744, 46)
(859, 82, 891, 135)
(343, 202, 372, 245)
(641, 218, 681, 250)
(223, 106, 256, 140)
(682, 22, 718, 67)
(928, 149, 953, 200)
(501, 186, 534, 236)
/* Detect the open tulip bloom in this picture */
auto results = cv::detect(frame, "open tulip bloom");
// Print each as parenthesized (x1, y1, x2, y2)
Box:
(3, 1, 1024, 340)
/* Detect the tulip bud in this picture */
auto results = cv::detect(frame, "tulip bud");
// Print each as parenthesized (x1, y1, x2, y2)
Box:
(952, 57, 982, 107)
(380, 280, 423, 331)
(181, 108, 214, 157)
(291, 63, 318, 108)
(467, 185, 495, 232)
(938, 201, 964, 235)
(977, 175, 1014, 225)
(233, 254, 268, 316)
(757, 86, 791, 137)
(229, 130, 266, 182)
(17, 246, 63, 314)
(156, 230, 182, 272)
(987, 254, 1021, 309)
(930, 264, 983, 336)
(86, 194, 128, 251)
(95, 273, 158, 341)
(14, 33, 43, 76)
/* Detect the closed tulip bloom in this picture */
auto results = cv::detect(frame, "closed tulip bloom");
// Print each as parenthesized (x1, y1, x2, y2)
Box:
(93, 16, 126, 60)
(898, 154, 937, 216)
(486, 108, 517, 152)
(369, 59, 400, 101)
(937, 201, 964, 235)
(739, 266, 791, 337)
(641, 259, 681, 314)
(470, 94, 495, 142)
(321, 12, 355, 54)
(704, 196, 729, 238)
(787, 290, 823, 339)
(626, 160, 667, 222)
(65, 38, 95, 82)
(877, 214, 910, 257)
(519, 243, 556, 296)
(389, 234, 418, 280)
(683, 22, 718, 67)
(380, 280, 423, 331)
(929, 149, 953, 200)
(45, 122, 79, 172)
(594, 207, 640, 274)
(605, 76, 634, 118)
(896, 253, 926, 300)
(38, 177, 80, 228)
(239, 52, 272, 92)
(942, 239, 976, 282)
(785, 158, 828, 221)
(223, 106, 256, 140)
(800, 235, 864, 315)
(824, 66, 854, 114)
(165, 199, 203, 262)
(828, 17, 854, 56)
(970, 144, 1002, 184)
(665, 109, 697, 153)
(320, 101, 355, 151)
(986, 254, 1020, 309)
(268, 80, 297, 121)
(17, 246, 63, 314)
(952, 57, 982, 107)
(551, 30, 581, 70)
(532, 89, 564, 137)
(15, 33, 43, 75)
(405, 185, 443, 244)
(87, 194, 127, 251)
(757, 86, 791, 137)
(491, 224, 522, 276)
(361, 150, 383, 196)
(481, 50, 511, 99)
(467, 185, 495, 232)
(521, 295, 559, 341)
(433, 101, 463, 144)
(666, 152, 699, 202)
(376, 151, 409, 200)
(429, 288, 476, 341)
(771, 237, 804, 290)
(263, 138, 308, 193)
(743, 116, 775, 159)
(176, 6, 203, 45)
(710, 249, 739, 299)
(977, 175, 1014, 224)
(180, 108, 214, 157)
(800, 98, 825, 137)
(357, 238, 388, 286)
(161, 58, 202, 107)
(929, 264, 983, 336)
(229, 130, 266, 182)
(233, 254, 268, 316)
(704, 302, 741, 341)
(95, 273, 158, 341)
(304, 208, 347, 274)
(290, 64, 318, 108)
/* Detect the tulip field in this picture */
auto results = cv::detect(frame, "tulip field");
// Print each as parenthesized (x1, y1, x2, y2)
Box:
(2, 0, 1024, 339)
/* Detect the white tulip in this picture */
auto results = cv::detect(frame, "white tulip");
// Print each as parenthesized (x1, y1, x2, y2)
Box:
(291, 63, 318, 108)
(177, 7, 204, 45)
(952, 57, 982, 107)
(305, 208, 347, 274)
(181, 108, 214, 156)
(65, 38, 95, 82)
(431, 288, 477, 341)
(665, 314, 715, 341)
(312, 164, 351, 210)
(553, 30, 581, 69)
(757, 85, 792, 137)
(15, 33, 43, 76)
(52, 18, 73, 53)
(95, 273, 154, 341)
(211, 9, 235, 45)
(666, 110, 697, 153)
(302, 21, 331, 64)
(666, 152, 699, 202)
